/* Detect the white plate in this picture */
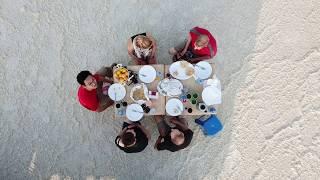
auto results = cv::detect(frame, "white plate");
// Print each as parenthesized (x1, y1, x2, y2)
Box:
(169, 61, 195, 80)
(194, 61, 212, 80)
(139, 65, 157, 83)
(108, 83, 126, 101)
(126, 103, 144, 121)
(157, 78, 183, 97)
(130, 83, 149, 104)
(202, 86, 222, 105)
(166, 98, 184, 116)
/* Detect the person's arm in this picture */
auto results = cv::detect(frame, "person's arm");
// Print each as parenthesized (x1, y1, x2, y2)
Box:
(189, 55, 211, 64)
(177, 34, 192, 59)
(169, 117, 189, 131)
(96, 102, 110, 112)
(127, 39, 145, 64)
(115, 136, 121, 146)
(102, 77, 113, 84)
(118, 127, 128, 137)
(96, 74, 113, 84)
(137, 124, 151, 140)
(95, 84, 113, 112)
(146, 32, 157, 58)
(154, 136, 163, 150)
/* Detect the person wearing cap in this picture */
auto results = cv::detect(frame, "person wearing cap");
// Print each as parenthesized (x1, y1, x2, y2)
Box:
(169, 27, 217, 64)
(76, 66, 114, 112)
(127, 32, 157, 65)
(154, 115, 193, 152)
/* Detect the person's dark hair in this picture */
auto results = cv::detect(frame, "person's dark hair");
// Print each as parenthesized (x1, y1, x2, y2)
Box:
(77, 71, 92, 85)
(122, 132, 135, 147)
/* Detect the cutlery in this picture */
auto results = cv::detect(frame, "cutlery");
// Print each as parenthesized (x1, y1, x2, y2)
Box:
(176, 105, 183, 112)
(132, 109, 144, 114)
(195, 64, 206, 70)
(113, 87, 117, 101)
(140, 73, 147, 77)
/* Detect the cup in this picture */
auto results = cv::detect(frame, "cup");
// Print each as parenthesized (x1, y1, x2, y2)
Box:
(187, 108, 193, 113)
(122, 102, 128, 107)
(208, 107, 217, 113)
(115, 103, 121, 108)
(191, 99, 197, 105)
(198, 103, 207, 112)
(187, 94, 192, 99)
(141, 104, 150, 113)
(192, 93, 198, 99)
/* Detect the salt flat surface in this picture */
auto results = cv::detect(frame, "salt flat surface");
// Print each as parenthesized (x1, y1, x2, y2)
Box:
(0, 0, 319, 179)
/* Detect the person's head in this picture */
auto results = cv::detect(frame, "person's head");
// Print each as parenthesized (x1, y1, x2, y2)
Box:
(76, 71, 97, 90)
(135, 36, 152, 49)
(170, 129, 185, 146)
(121, 132, 136, 147)
(194, 35, 209, 50)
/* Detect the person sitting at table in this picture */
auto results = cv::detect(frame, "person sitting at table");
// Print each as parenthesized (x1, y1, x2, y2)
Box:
(127, 32, 157, 65)
(169, 26, 217, 64)
(154, 115, 193, 152)
(76, 66, 114, 112)
(115, 121, 150, 153)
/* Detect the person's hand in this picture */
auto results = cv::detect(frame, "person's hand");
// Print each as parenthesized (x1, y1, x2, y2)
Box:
(177, 50, 186, 59)
(176, 52, 183, 59)
(140, 60, 147, 65)
(169, 117, 178, 124)
(154, 144, 159, 150)
(127, 124, 137, 129)
(106, 78, 114, 84)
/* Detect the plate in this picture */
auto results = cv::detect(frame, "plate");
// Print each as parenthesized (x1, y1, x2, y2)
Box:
(202, 86, 222, 105)
(130, 83, 149, 104)
(126, 104, 144, 121)
(166, 98, 184, 116)
(194, 61, 212, 79)
(203, 77, 221, 90)
(113, 67, 129, 84)
(157, 78, 183, 97)
(108, 83, 126, 101)
(139, 65, 157, 83)
(169, 61, 195, 80)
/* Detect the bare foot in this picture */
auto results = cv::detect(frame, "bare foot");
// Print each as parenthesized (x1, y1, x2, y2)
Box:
(169, 47, 178, 55)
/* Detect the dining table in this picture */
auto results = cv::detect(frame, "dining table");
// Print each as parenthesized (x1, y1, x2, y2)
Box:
(112, 62, 217, 119)
(113, 64, 166, 117)
(164, 63, 217, 116)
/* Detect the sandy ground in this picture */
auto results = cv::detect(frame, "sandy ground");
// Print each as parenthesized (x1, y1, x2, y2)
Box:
(0, 0, 320, 179)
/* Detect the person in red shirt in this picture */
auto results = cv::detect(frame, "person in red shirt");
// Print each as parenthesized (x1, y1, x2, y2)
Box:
(76, 67, 114, 112)
(169, 27, 217, 64)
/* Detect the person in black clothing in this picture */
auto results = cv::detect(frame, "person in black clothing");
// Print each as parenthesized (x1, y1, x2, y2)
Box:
(154, 115, 193, 152)
(115, 121, 150, 153)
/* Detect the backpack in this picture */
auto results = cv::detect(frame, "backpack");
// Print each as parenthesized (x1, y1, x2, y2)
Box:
(195, 115, 223, 136)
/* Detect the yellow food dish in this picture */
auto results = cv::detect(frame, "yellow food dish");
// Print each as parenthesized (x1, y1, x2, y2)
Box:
(132, 88, 147, 101)
(114, 67, 129, 83)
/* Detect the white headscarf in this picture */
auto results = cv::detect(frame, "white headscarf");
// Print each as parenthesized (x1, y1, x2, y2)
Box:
(132, 36, 152, 59)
